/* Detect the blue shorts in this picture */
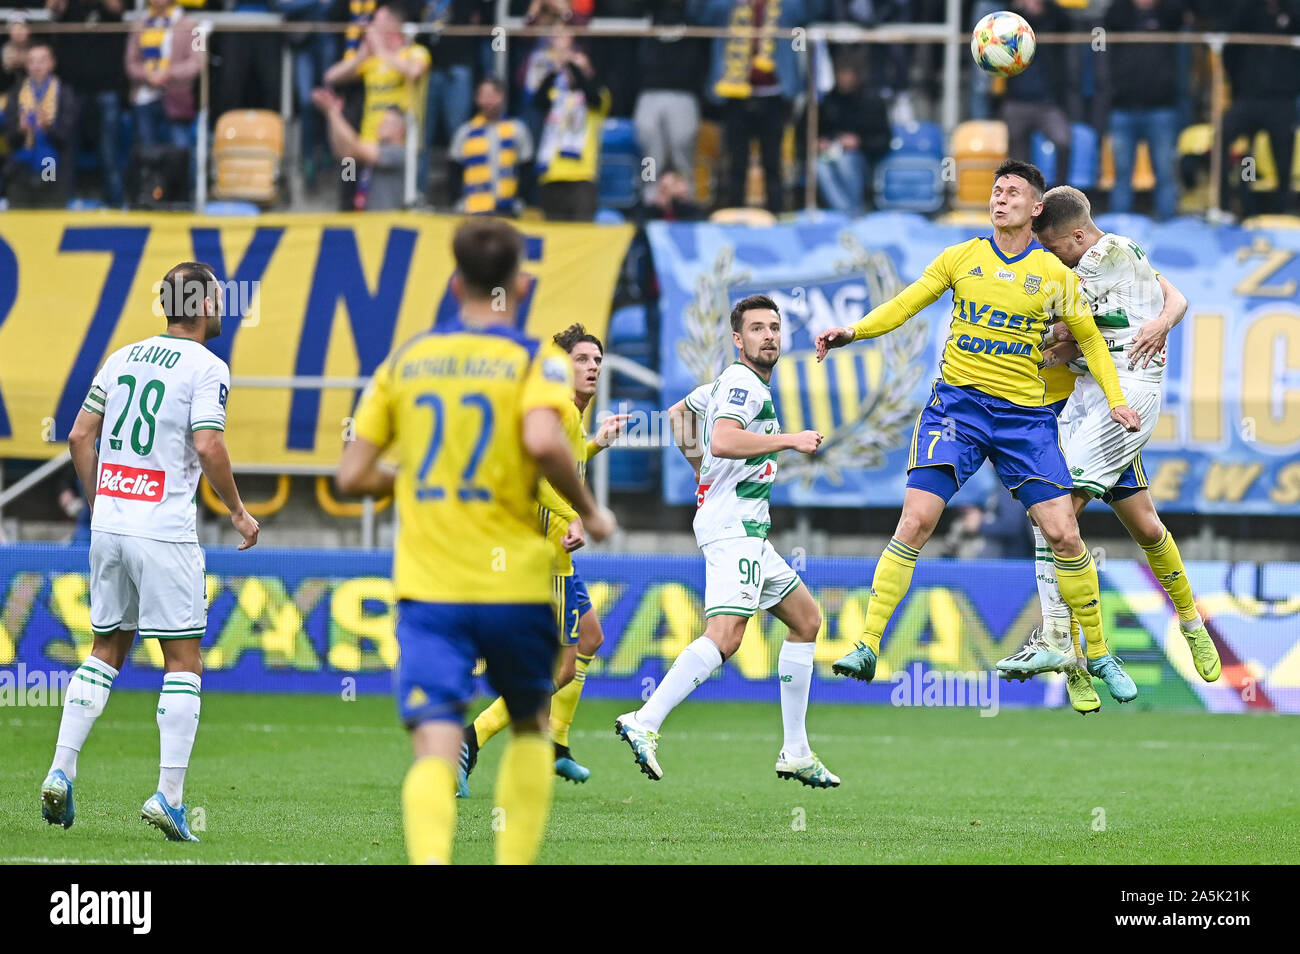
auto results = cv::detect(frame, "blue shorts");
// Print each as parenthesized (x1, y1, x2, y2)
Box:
(394, 599, 558, 728)
(554, 570, 592, 647)
(906, 381, 1072, 508)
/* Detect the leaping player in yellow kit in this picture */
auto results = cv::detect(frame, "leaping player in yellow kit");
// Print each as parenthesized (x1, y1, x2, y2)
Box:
(337, 218, 616, 865)
(816, 159, 1144, 705)
(458, 323, 630, 794)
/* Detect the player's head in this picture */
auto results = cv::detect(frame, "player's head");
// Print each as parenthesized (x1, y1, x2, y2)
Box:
(554, 323, 604, 401)
(989, 159, 1046, 231)
(1032, 185, 1101, 267)
(729, 294, 781, 372)
(450, 217, 527, 317)
(159, 261, 222, 340)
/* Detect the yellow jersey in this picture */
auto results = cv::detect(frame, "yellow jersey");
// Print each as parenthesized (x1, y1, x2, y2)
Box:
(850, 236, 1127, 409)
(352, 324, 574, 604)
(536, 400, 588, 578)
(358, 44, 432, 143)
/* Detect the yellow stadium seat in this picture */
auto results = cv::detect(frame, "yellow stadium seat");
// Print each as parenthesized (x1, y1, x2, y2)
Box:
(951, 120, 1008, 209)
(1098, 137, 1156, 192)
(695, 120, 721, 205)
(710, 207, 776, 227)
(213, 110, 284, 206)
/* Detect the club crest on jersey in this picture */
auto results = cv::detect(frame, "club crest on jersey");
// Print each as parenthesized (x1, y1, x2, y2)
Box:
(996, 269, 1015, 281)
(1023, 274, 1041, 294)
(728, 387, 748, 406)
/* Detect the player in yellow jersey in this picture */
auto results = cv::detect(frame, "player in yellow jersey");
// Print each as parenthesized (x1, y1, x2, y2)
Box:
(458, 323, 631, 793)
(336, 219, 616, 865)
(815, 159, 1145, 705)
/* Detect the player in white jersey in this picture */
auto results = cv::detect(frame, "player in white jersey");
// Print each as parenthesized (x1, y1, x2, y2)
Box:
(996, 188, 1221, 701)
(40, 261, 260, 841)
(615, 294, 840, 788)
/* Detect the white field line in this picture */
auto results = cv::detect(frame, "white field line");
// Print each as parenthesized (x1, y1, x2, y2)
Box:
(0, 856, 323, 865)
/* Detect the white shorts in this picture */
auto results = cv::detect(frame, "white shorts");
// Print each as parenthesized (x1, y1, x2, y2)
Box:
(89, 532, 207, 639)
(702, 536, 801, 619)
(1059, 374, 1161, 498)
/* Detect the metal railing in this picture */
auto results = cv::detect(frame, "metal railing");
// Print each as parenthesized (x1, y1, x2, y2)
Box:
(13, 8, 1297, 216)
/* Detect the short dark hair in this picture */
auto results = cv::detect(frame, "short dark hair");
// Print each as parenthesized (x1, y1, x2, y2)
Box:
(452, 218, 523, 298)
(159, 261, 217, 323)
(993, 158, 1046, 198)
(478, 76, 506, 95)
(729, 294, 780, 333)
(1032, 185, 1093, 236)
(554, 322, 603, 354)
(376, 2, 406, 22)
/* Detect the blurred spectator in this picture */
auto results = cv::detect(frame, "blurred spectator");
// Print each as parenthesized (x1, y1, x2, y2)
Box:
(816, 58, 889, 216)
(313, 86, 408, 210)
(1218, 0, 1300, 217)
(324, 3, 430, 144)
(217, 0, 282, 117)
(697, 0, 809, 214)
(449, 76, 533, 215)
(642, 168, 704, 221)
(980, 487, 1034, 559)
(282, 0, 340, 187)
(126, 0, 201, 150)
(48, 0, 128, 208)
(1103, 0, 1184, 221)
(1000, 0, 1072, 185)
(938, 505, 986, 560)
(418, 0, 488, 196)
(634, 0, 706, 203)
(526, 0, 578, 25)
(3, 42, 77, 208)
(532, 33, 608, 221)
(57, 470, 91, 544)
(1, 14, 29, 96)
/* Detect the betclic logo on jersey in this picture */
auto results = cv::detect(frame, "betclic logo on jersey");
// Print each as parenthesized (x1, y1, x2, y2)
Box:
(98, 464, 166, 502)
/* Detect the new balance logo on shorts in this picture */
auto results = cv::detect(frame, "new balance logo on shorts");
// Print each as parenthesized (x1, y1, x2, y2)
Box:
(98, 464, 165, 502)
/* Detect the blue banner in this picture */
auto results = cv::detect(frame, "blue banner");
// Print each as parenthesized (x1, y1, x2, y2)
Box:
(2, 544, 1296, 714)
(648, 212, 1300, 513)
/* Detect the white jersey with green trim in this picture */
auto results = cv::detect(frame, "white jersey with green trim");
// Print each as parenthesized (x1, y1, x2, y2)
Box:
(684, 361, 781, 548)
(82, 334, 230, 543)
(1068, 232, 1166, 387)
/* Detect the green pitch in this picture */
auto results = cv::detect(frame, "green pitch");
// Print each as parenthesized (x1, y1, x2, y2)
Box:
(3, 692, 1298, 864)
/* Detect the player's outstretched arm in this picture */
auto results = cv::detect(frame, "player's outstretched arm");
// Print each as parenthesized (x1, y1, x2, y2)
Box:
(1127, 274, 1187, 370)
(816, 253, 952, 362)
(195, 429, 260, 549)
(587, 411, 631, 458)
(68, 408, 103, 513)
(710, 418, 823, 459)
(524, 407, 616, 542)
(667, 399, 705, 479)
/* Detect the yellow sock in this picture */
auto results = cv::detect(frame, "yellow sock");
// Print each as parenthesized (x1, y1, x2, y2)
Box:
(493, 733, 556, 865)
(1054, 549, 1108, 660)
(473, 696, 512, 747)
(401, 756, 457, 865)
(863, 537, 920, 653)
(550, 652, 593, 748)
(1140, 530, 1198, 622)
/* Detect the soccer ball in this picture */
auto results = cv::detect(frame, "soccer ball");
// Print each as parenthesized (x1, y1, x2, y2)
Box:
(971, 10, 1036, 77)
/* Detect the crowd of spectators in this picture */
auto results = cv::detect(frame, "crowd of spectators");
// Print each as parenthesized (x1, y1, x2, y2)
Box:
(0, 0, 1296, 220)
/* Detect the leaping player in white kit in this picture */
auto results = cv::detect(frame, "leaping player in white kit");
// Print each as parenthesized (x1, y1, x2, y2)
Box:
(996, 187, 1222, 702)
(40, 261, 260, 841)
(615, 294, 840, 788)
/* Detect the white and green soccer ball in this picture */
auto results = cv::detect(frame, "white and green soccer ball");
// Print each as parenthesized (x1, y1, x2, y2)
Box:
(971, 10, 1037, 77)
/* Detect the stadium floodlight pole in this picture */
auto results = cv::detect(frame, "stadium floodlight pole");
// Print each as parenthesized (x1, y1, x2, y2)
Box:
(195, 20, 212, 212)
(404, 21, 420, 209)
(1207, 33, 1228, 222)
(941, 0, 961, 134)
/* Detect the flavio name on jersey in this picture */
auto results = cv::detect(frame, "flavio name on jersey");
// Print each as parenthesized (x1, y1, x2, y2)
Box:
(728, 388, 748, 406)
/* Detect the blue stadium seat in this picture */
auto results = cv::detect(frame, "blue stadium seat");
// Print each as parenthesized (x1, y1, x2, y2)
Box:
(873, 156, 944, 213)
(594, 207, 626, 224)
(607, 304, 648, 347)
(606, 399, 662, 493)
(598, 118, 642, 210)
(1032, 125, 1099, 190)
(889, 120, 944, 159)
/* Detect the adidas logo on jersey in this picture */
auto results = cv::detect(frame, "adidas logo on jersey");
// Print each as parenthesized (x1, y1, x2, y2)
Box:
(968, 266, 983, 276)
(98, 463, 165, 502)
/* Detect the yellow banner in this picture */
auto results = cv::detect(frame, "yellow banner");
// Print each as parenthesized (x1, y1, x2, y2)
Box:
(0, 212, 634, 468)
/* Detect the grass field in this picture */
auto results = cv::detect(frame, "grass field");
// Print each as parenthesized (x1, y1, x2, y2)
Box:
(3, 692, 1299, 864)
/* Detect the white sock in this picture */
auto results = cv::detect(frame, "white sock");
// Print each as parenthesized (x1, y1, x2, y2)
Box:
(778, 640, 815, 758)
(637, 636, 723, 732)
(1032, 525, 1072, 645)
(51, 656, 118, 781)
(157, 672, 202, 809)
(1180, 614, 1205, 633)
